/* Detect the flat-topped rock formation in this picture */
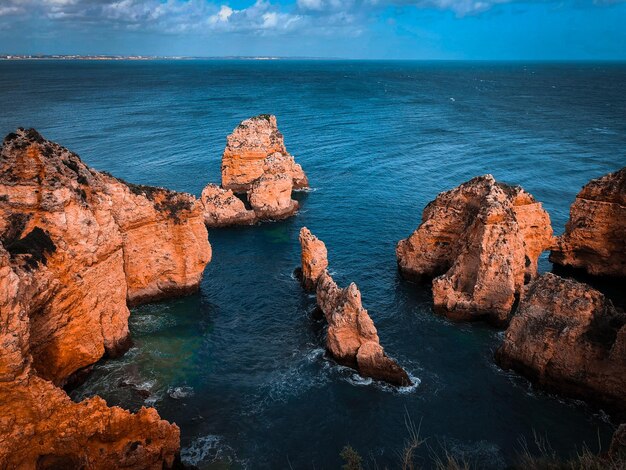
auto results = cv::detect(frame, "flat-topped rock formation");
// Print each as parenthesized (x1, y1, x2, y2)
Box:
(0, 128, 212, 467)
(396, 175, 554, 326)
(299, 227, 411, 386)
(221, 114, 308, 192)
(496, 273, 626, 414)
(201, 114, 307, 225)
(550, 167, 626, 278)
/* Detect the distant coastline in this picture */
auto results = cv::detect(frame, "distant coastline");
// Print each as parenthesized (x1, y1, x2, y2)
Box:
(0, 54, 340, 61)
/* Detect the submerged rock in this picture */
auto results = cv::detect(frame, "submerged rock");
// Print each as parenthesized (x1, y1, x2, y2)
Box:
(550, 166, 626, 278)
(221, 114, 308, 192)
(200, 183, 256, 227)
(0, 128, 211, 467)
(299, 227, 411, 386)
(495, 273, 626, 413)
(396, 175, 553, 326)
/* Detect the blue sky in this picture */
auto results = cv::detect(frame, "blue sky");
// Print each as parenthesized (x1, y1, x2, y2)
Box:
(0, 0, 625, 59)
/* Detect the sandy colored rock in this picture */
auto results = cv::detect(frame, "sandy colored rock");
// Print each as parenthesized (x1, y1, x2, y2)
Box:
(495, 273, 626, 413)
(0, 128, 211, 467)
(396, 175, 553, 326)
(200, 183, 256, 227)
(298, 227, 410, 386)
(221, 114, 308, 192)
(248, 173, 298, 220)
(298, 227, 328, 290)
(550, 167, 626, 278)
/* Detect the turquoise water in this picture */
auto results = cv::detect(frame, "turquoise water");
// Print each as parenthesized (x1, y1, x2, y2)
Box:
(1, 60, 624, 469)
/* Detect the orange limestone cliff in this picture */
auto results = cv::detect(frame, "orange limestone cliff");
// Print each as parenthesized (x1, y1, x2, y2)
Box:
(201, 114, 307, 225)
(0, 128, 212, 468)
(550, 166, 626, 278)
(298, 227, 411, 386)
(495, 273, 626, 414)
(396, 175, 554, 326)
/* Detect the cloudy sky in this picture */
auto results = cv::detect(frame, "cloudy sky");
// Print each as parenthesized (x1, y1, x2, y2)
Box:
(0, 0, 624, 59)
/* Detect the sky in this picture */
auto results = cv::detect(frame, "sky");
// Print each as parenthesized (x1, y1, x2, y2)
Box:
(0, 0, 625, 59)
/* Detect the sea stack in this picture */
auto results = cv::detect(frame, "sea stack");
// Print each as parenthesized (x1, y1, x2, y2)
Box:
(396, 175, 554, 326)
(550, 167, 626, 278)
(298, 227, 411, 386)
(495, 273, 626, 414)
(0, 129, 212, 467)
(200, 114, 307, 225)
(221, 114, 308, 192)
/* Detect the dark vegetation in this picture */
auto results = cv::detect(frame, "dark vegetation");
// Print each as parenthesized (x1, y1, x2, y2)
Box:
(339, 415, 625, 470)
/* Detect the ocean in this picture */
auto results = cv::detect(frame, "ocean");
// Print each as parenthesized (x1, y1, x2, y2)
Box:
(1, 60, 624, 469)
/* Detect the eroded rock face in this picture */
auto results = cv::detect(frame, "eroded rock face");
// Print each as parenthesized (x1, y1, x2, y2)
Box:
(248, 173, 298, 220)
(298, 227, 328, 291)
(495, 273, 626, 413)
(396, 175, 553, 326)
(0, 128, 210, 467)
(550, 167, 626, 278)
(200, 183, 256, 227)
(0, 376, 180, 470)
(299, 227, 411, 386)
(221, 114, 308, 192)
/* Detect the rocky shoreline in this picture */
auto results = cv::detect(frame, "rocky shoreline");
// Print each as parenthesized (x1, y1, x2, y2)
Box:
(1, 119, 624, 467)
(396, 168, 625, 417)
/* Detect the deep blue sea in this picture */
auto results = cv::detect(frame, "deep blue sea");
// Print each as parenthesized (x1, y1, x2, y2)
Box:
(1, 60, 625, 469)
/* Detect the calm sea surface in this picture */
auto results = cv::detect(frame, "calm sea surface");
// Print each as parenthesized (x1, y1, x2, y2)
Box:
(1, 60, 625, 469)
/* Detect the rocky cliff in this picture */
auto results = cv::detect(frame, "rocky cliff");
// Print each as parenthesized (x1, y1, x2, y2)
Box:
(299, 227, 410, 386)
(496, 273, 626, 414)
(0, 128, 212, 468)
(550, 167, 626, 278)
(396, 175, 553, 326)
(200, 183, 256, 228)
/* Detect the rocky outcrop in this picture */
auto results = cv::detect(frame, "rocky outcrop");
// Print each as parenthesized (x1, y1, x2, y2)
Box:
(396, 175, 553, 326)
(248, 173, 298, 220)
(201, 115, 307, 226)
(200, 184, 255, 227)
(0, 375, 180, 469)
(298, 227, 328, 291)
(221, 114, 308, 192)
(0, 128, 211, 467)
(550, 167, 626, 278)
(495, 273, 626, 413)
(299, 227, 411, 386)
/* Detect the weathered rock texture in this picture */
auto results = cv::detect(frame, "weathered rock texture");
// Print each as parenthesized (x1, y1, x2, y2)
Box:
(299, 227, 411, 386)
(201, 115, 307, 225)
(396, 175, 554, 326)
(550, 167, 626, 278)
(496, 273, 626, 413)
(0, 128, 211, 468)
(0, 375, 180, 469)
(248, 173, 298, 220)
(221, 114, 308, 192)
(298, 227, 328, 291)
(200, 183, 255, 227)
